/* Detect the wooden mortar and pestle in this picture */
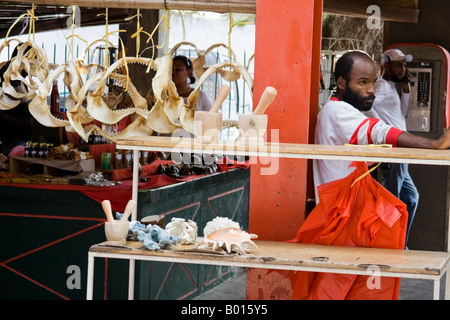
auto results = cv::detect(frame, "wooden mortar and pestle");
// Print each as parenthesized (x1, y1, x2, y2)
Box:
(238, 86, 277, 144)
(194, 84, 231, 143)
(102, 199, 136, 245)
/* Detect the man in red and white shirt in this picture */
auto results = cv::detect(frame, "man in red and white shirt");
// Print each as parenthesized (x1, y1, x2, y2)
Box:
(313, 51, 450, 201)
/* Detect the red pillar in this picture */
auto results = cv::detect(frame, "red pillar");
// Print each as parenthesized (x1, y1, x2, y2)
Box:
(247, 0, 323, 299)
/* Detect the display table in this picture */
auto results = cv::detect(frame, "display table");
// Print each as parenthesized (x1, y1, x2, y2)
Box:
(0, 162, 250, 299)
(114, 136, 450, 300)
(87, 240, 450, 300)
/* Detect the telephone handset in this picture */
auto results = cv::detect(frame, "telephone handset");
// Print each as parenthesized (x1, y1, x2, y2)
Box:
(406, 67, 432, 132)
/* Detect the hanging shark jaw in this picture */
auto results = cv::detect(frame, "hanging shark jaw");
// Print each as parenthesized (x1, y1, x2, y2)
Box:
(0, 40, 49, 110)
(2, 40, 256, 143)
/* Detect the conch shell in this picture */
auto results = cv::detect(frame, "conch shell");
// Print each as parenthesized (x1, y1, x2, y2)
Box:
(197, 227, 258, 254)
(197, 217, 257, 254)
(165, 217, 198, 245)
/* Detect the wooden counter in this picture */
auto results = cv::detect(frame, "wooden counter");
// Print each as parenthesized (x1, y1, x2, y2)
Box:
(87, 240, 450, 299)
(116, 136, 450, 166)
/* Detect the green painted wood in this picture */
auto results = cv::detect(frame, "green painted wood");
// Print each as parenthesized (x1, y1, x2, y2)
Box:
(0, 168, 250, 300)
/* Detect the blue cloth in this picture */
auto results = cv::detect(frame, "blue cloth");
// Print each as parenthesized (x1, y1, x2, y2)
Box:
(380, 163, 419, 248)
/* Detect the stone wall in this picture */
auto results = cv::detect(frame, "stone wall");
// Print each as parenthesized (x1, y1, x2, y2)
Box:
(322, 14, 384, 68)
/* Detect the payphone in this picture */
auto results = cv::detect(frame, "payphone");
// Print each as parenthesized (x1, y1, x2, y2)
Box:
(406, 65, 432, 131)
(387, 43, 450, 137)
(384, 43, 450, 251)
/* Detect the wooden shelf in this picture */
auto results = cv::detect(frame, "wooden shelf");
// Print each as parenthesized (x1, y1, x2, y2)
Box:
(9, 156, 95, 176)
(116, 136, 450, 166)
(87, 240, 450, 299)
(90, 240, 450, 276)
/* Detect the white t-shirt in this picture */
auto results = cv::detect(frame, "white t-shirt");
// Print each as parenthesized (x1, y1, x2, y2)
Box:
(313, 97, 404, 201)
(370, 78, 410, 131)
(182, 90, 212, 111)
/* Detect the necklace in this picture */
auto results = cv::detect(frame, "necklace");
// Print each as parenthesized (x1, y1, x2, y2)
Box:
(178, 86, 193, 94)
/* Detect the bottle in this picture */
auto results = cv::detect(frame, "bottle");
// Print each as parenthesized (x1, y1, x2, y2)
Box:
(114, 150, 123, 169)
(24, 141, 31, 157)
(30, 142, 38, 158)
(50, 80, 60, 116)
(141, 150, 149, 165)
(124, 150, 132, 168)
(38, 143, 44, 158)
(44, 143, 50, 158)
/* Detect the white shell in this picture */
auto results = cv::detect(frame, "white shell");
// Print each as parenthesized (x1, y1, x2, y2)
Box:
(165, 217, 198, 245)
(203, 217, 240, 237)
(197, 226, 258, 254)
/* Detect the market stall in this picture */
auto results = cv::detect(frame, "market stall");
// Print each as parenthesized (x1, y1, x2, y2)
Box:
(3, 0, 445, 302)
(0, 1, 256, 299)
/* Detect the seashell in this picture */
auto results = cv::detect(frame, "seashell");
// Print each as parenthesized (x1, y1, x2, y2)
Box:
(165, 217, 198, 245)
(197, 227, 258, 255)
(203, 217, 240, 237)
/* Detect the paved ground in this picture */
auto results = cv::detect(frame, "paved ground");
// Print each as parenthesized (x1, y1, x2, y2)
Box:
(195, 271, 447, 300)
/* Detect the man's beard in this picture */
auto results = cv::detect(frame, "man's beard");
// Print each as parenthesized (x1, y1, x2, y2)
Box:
(391, 74, 405, 83)
(342, 87, 375, 112)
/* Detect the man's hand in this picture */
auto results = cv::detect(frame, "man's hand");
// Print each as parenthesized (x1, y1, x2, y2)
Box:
(402, 69, 412, 93)
(398, 129, 450, 150)
(436, 128, 450, 149)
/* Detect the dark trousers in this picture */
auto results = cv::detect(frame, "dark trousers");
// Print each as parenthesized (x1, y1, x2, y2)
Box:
(380, 163, 419, 248)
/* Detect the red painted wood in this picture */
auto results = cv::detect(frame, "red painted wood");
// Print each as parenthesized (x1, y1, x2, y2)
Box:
(247, 0, 323, 299)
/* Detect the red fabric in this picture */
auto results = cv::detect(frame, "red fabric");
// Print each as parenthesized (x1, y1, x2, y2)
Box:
(110, 159, 172, 180)
(282, 161, 408, 300)
(1, 159, 250, 213)
(90, 144, 117, 169)
(8, 145, 25, 157)
(385, 127, 404, 147)
(349, 118, 380, 145)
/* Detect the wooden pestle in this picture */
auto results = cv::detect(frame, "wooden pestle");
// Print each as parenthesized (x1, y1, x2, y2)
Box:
(101, 200, 114, 222)
(120, 199, 137, 222)
(253, 86, 277, 115)
(209, 84, 231, 113)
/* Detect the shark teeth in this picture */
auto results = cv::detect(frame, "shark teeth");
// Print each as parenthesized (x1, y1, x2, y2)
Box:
(3, 41, 255, 143)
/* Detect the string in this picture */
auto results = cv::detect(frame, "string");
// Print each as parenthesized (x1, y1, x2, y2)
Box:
(97, 9, 110, 67)
(350, 162, 381, 188)
(2, 4, 38, 46)
(227, 13, 253, 64)
(125, 9, 153, 58)
(19, 15, 29, 37)
(178, 10, 186, 41)
(342, 144, 392, 188)
(228, 13, 232, 63)
(66, 5, 88, 62)
(28, 4, 37, 42)
(118, 36, 130, 91)
(141, 9, 170, 71)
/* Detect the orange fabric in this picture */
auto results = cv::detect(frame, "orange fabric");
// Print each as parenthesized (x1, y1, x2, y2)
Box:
(285, 162, 408, 300)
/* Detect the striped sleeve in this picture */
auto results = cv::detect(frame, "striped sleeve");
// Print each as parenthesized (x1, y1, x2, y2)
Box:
(385, 127, 403, 147)
(350, 117, 403, 146)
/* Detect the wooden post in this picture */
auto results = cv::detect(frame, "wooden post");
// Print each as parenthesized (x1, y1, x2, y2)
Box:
(119, 9, 159, 95)
(246, 0, 323, 299)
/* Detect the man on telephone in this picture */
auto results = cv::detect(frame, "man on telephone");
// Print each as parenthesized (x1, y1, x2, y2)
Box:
(368, 48, 418, 248)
